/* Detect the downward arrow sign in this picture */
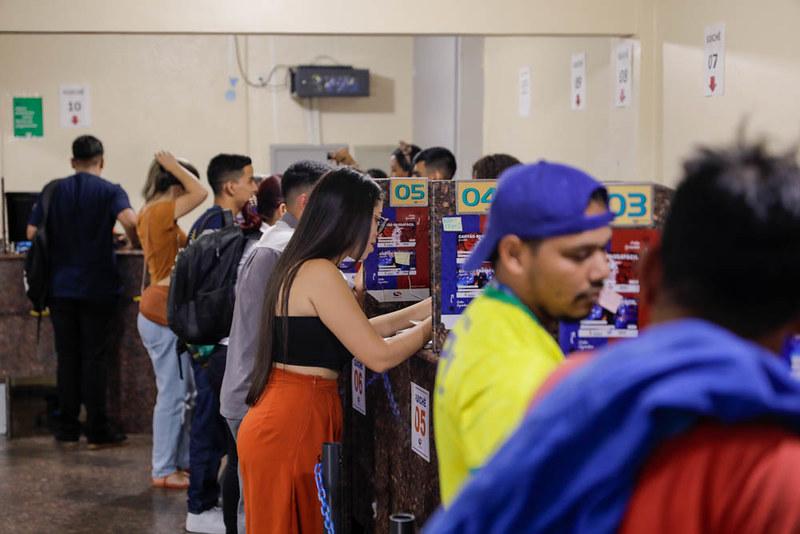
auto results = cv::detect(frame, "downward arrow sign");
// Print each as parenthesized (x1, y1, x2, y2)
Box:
(709, 75, 717, 92)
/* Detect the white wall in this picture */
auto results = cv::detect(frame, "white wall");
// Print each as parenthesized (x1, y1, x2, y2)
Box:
(0, 0, 638, 36)
(481, 36, 641, 183)
(659, 0, 800, 185)
(0, 34, 413, 220)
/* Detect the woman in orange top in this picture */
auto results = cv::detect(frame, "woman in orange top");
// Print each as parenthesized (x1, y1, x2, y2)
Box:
(239, 168, 433, 534)
(136, 151, 208, 489)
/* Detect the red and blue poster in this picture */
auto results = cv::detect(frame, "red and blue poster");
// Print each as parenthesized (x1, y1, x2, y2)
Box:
(364, 206, 430, 302)
(440, 214, 494, 329)
(559, 227, 660, 354)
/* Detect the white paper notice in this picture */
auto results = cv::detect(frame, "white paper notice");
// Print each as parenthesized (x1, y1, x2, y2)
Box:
(598, 288, 624, 314)
(518, 66, 531, 118)
(410, 382, 430, 462)
(614, 42, 633, 108)
(704, 23, 726, 97)
(351, 359, 366, 415)
(442, 217, 463, 232)
(571, 52, 587, 110)
(59, 85, 91, 128)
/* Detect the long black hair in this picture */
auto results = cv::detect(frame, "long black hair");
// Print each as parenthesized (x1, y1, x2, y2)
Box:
(245, 168, 383, 405)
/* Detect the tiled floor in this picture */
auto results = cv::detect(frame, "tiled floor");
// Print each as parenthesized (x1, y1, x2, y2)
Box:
(0, 435, 187, 533)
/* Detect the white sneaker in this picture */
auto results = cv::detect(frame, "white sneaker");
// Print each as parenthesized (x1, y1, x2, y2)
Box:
(186, 507, 226, 534)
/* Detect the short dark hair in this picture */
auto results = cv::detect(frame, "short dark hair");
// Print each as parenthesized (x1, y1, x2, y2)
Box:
(366, 168, 389, 179)
(414, 147, 457, 180)
(661, 140, 800, 338)
(472, 154, 521, 180)
(207, 154, 252, 196)
(72, 135, 104, 162)
(281, 160, 331, 202)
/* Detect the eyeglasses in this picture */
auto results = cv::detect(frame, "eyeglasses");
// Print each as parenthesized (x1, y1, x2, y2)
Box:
(377, 216, 389, 233)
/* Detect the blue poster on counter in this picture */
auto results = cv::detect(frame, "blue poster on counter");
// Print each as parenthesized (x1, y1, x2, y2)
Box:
(440, 214, 494, 329)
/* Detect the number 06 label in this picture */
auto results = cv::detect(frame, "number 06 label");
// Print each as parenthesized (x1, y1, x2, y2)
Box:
(352, 359, 366, 415)
(410, 382, 430, 462)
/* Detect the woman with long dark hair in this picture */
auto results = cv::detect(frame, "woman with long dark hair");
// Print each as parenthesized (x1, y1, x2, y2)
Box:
(238, 168, 432, 534)
(137, 151, 207, 489)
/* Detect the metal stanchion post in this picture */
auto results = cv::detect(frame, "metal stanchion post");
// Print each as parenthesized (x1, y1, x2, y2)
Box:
(389, 512, 416, 534)
(322, 442, 343, 533)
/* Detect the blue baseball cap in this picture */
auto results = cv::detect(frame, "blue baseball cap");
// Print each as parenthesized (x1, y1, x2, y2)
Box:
(463, 161, 614, 271)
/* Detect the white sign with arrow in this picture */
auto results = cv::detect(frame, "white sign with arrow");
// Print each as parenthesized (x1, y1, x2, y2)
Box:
(59, 85, 91, 128)
(614, 42, 633, 108)
(571, 52, 586, 111)
(704, 23, 725, 97)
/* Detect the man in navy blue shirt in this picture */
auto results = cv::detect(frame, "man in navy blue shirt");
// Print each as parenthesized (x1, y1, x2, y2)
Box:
(27, 135, 138, 448)
(185, 153, 257, 534)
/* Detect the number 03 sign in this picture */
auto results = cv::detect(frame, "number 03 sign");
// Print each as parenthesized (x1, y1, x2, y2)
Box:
(607, 184, 653, 227)
(410, 382, 430, 462)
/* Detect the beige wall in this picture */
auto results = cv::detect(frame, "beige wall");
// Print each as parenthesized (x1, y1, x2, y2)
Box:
(482, 36, 641, 183)
(0, 34, 412, 220)
(0, 0, 637, 36)
(659, 0, 800, 185)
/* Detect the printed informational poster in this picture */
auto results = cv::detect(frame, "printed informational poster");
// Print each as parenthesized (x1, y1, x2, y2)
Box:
(351, 359, 366, 415)
(704, 22, 726, 97)
(13, 97, 44, 138)
(410, 382, 430, 462)
(59, 85, 91, 128)
(364, 205, 430, 302)
(614, 41, 633, 108)
(440, 214, 495, 329)
(518, 66, 531, 118)
(571, 52, 587, 111)
(559, 228, 660, 353)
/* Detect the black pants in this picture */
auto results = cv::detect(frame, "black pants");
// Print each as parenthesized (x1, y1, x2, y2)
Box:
(49, 297, 118, 440)
(206, 346, 240, 534)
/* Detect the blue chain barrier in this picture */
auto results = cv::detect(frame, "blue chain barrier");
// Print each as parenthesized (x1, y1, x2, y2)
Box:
(366, 372, 381, 388)
(314, 462, 335, 534)
(382, 373, 402, 420)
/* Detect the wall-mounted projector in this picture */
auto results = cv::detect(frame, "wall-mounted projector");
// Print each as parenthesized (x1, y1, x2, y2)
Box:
(290, 65, 370, 97)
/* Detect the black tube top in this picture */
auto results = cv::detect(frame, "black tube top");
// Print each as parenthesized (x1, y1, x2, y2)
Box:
(272, 316, 352, 371)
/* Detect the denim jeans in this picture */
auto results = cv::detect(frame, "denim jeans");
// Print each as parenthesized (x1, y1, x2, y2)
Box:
(137, 313, 194, 479)
(188, 349, 227, 514)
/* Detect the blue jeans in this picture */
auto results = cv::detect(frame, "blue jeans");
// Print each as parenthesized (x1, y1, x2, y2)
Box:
(188, 349, 227, 514)
(137, 314, 193, 479)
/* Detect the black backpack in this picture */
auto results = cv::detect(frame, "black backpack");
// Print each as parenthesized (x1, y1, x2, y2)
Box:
(167, 211, 256, 345)
(24, 179, 61, 313)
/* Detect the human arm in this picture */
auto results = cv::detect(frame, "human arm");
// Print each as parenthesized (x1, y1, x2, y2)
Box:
(368, 297, 432, 338)
(116, 208, 140, 248)
(304, 259, 432, 372)
(154, 151, 208, 219)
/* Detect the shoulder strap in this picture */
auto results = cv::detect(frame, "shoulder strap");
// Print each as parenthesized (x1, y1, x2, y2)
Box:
(222, 209, 234, 227)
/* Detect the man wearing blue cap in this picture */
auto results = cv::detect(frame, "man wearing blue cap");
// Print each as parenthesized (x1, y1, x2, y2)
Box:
(434, 161, 614, 506)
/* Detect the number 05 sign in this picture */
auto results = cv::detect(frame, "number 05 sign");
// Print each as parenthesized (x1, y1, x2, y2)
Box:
(410, 382, 430, 462)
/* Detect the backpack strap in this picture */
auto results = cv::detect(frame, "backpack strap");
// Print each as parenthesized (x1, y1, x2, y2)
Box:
(33, 179, 61, 342)
(222, 209, 234, 227)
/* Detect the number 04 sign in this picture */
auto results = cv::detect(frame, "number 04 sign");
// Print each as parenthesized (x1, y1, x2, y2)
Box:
(410, 382, 430, 462)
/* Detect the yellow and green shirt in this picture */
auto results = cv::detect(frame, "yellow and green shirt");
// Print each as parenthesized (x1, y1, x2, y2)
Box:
(434, 283, 564, 505)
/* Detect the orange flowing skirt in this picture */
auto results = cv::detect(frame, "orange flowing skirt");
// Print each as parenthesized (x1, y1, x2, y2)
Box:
(238, 368, 342, 534)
